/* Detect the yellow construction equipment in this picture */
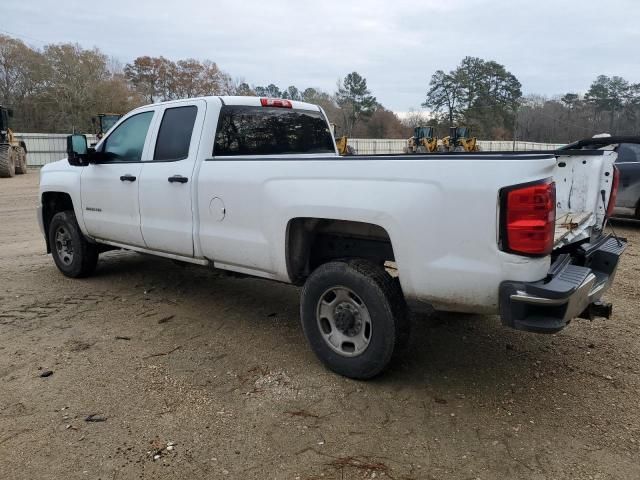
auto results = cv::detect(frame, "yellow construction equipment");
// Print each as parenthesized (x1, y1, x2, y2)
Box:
(330, 123, 354, 155)
(439, 126, 481, 152)
(92, 113, 122, 139)
(404, 126, 438, 153)
(0, 106, 28, 178)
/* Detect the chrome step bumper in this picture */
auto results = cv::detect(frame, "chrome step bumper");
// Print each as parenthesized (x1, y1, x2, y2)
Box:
(499, 235, 626, 333)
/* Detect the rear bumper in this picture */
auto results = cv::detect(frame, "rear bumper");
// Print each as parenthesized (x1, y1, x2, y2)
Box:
(499, 235, 626, 333)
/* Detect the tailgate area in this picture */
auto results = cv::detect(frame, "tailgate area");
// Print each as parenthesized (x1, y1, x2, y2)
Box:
(554, 211, 592, 246)
(500, 235, 626, 333)
(552, 149, 617, 248)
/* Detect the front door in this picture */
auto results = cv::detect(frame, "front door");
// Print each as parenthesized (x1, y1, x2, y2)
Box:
(138, 101, 205, 256)
(81, 110, 155, 246)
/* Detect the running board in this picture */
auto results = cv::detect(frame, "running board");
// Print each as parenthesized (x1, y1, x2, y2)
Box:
(93, 239, 210, 266)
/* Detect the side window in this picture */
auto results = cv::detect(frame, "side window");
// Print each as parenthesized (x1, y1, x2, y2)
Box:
(616, 143, 640, 163)
(153, 106, 198, 161)
(213, 106, 335, 156)
(102, 111, 154, 162)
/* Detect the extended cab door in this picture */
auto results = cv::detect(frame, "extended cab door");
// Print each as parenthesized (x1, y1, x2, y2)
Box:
(138, 100, 205, 256)
(81, 110, 156, 246)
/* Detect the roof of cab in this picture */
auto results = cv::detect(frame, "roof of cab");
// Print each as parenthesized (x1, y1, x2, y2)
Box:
(138, 95, 321, 112)
(218, 96, 320, 111)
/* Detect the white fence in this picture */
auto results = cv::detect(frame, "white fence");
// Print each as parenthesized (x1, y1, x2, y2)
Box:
(478, 140, 566, 151)
(348, 138, 565, 155)
(15, 133, 97, 167)
(15, 133, 566, 166)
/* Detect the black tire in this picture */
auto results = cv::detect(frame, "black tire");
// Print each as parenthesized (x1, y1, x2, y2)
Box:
(14, 146, 27, 174)
(0, 144, 15, 178)
(48, 210, 99, 278)
(300, 259, 409, 379)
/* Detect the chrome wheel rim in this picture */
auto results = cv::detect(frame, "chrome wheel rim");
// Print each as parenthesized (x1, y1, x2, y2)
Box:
(316, 286, 372, 357)
(54, 226, 74, 266)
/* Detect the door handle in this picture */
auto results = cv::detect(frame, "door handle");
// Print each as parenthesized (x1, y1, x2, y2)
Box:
(168, 175, 188, 184)
(120, 174, 136, 182)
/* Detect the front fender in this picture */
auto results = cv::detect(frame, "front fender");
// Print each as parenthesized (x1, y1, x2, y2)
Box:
(39, 161, 88, 237)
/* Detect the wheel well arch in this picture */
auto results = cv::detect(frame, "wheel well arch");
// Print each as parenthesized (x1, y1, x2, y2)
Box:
(285, 217, 395, 285)
(41, 191, 74, 253)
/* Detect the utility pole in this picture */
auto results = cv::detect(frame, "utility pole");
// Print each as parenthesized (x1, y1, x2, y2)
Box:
(512, 108, 518, 151)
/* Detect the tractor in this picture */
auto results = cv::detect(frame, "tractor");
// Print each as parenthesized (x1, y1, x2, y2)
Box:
(0, 106, 28, 178)
(439, 126, 481, 152)
(404, 126, 438, 153)
(330, 123, 355, 155)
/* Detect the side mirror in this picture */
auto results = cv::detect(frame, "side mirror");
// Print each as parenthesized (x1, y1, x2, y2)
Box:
(67, 134, 89, 166)
(7, 109, 13, 118)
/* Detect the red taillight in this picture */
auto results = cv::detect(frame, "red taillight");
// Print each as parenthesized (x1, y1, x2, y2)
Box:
(606, 166, 619, 217)
(501, 180, 556, 256)
(260, 97, 292, 108)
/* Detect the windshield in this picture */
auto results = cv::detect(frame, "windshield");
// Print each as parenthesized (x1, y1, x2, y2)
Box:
(0, 108, 8, 131)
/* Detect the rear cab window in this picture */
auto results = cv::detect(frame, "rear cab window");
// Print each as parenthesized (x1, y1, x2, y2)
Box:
(213, 105, 335, 156)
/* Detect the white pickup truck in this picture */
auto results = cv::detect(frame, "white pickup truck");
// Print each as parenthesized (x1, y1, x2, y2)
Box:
(38, 96, 626, 379)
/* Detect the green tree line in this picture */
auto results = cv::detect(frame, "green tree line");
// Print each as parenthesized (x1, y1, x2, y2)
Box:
(517, 75, 640, 143)
(423, 57, 640, 141)
(2, 33, 639, 141)
(0, 34, 407, 138)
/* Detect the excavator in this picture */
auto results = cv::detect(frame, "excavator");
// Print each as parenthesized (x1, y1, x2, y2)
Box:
(0, 105, 28, 178)
(404, 126, 438, 153)
(439, 126, 481, 152)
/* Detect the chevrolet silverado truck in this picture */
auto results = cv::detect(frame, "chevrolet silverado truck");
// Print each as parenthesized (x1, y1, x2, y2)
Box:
(38, 96, 626, 379)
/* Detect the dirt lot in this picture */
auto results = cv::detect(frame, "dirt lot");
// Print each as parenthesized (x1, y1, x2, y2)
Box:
(1, 172, 639, 480)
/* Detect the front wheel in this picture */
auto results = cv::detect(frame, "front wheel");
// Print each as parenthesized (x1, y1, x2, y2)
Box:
(300, 259, 409, 379)
(0, 144, 15, 178)
(49, 211, 99, 278)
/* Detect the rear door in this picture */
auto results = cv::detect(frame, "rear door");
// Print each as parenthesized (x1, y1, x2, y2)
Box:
(197, 101, 336, 275)
(81, 110, 156, 246)
(138, 100, 205, 256)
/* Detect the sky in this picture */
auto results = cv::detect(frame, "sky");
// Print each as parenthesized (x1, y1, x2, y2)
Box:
(3, 0, 640, 113)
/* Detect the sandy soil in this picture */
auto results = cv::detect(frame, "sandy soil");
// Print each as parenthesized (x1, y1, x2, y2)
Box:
(1, 172, 639, 480)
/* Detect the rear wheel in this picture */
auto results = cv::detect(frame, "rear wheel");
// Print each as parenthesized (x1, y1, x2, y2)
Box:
(300, 259, 409, 379)
(49, 211, 99, 278)
(14, 146, 27, 174)
(0, 144, 15, 178)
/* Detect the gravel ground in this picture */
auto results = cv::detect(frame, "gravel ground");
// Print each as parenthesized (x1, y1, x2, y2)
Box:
(1, 172, 639, 480)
